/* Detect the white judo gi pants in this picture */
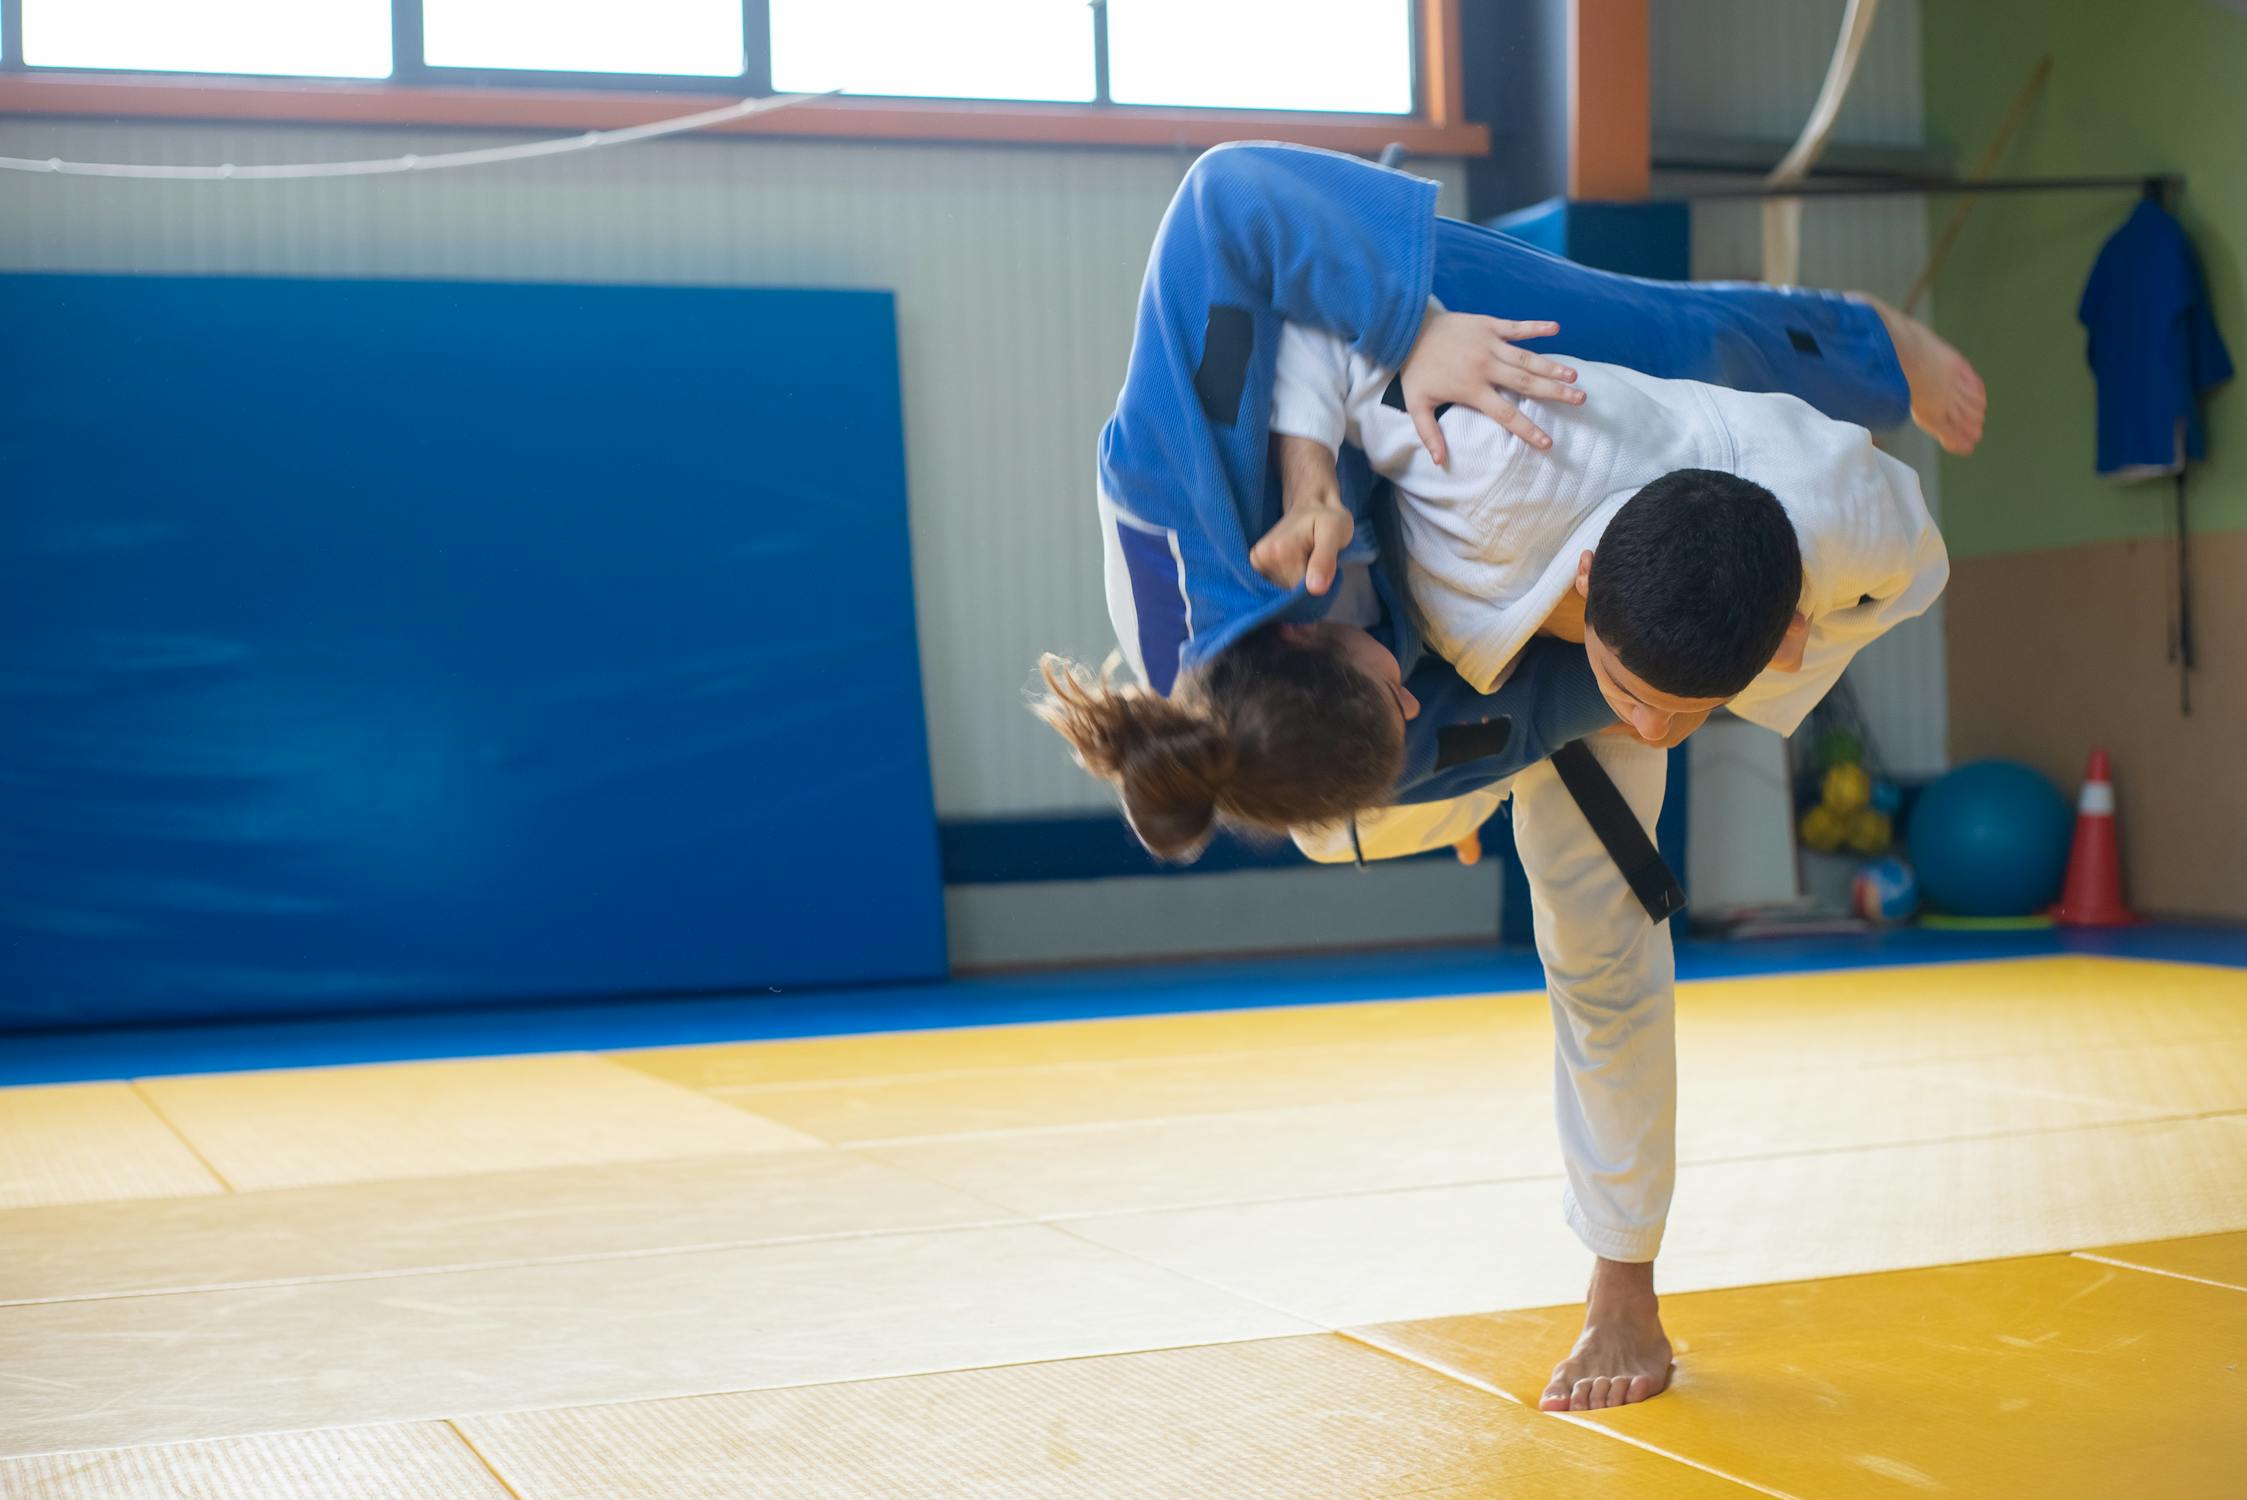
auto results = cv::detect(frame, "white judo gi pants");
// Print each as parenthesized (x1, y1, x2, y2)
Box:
(1296, 732, 1676, 1262)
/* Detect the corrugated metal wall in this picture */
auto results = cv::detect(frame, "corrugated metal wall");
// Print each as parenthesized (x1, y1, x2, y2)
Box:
(0, 118, 1464, 817)
(1652, 0, 1927, 147)
(1654, 0, 1950, 776)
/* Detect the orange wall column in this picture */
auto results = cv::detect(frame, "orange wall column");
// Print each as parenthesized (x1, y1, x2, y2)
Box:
(1567, 0, 1650, 200)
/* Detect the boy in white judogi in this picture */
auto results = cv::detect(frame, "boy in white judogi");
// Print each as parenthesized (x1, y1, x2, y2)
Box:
(1259, 315, 1950, 1409)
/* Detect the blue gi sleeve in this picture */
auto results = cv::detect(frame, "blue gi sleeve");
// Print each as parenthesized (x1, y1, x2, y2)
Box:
(1097, 144, 1439, 694)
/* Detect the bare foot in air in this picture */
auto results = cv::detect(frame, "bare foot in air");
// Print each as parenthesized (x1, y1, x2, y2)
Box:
(1539, 1257, 1674, 1412)
(1862, 293, 1987, 456)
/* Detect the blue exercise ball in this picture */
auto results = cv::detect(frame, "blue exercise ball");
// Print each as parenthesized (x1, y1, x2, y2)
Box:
(1907, 760, 2073, 917)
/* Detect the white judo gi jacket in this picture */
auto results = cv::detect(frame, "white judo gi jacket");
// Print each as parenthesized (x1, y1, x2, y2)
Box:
(1270, 325, 1948, 1261)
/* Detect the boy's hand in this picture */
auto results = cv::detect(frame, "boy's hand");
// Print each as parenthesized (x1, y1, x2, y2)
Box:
(1254, 435, 1354, 594)
(1399, 312, 1583, 464)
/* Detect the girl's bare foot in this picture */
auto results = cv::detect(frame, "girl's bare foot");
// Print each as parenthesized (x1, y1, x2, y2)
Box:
(1861, 293, 1987, 455)
(1539, 1256, 1675, 1412)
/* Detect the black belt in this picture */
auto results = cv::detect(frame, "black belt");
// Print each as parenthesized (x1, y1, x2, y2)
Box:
(1349, 734, 1685, 927)
(1550, 739, 1687, 924)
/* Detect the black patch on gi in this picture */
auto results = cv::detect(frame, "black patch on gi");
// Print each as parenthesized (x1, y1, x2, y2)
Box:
(1381, 373, 1453, 421)
(1195, 306, 1255, 426)
(1433, 717, 1514, 772)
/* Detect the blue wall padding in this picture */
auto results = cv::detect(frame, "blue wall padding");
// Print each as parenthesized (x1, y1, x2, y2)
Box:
(938, 814, 1459, 884)
(1489, 198, 1693, 282)
(0, 273, 946, 1030)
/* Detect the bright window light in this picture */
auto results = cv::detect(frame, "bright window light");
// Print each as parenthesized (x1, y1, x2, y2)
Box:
(23, 0, 392, 77)
(772, 0, 1095, 102)
(424, 0, 744, 76)
(1108, 0, 1415, 114)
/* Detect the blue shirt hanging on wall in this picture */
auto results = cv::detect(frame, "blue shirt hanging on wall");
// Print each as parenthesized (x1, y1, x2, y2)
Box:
(2078, 198, 2234, 480)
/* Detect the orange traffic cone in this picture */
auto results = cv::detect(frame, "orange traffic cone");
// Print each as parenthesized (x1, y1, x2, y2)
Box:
(2054, 748, 2137, 927)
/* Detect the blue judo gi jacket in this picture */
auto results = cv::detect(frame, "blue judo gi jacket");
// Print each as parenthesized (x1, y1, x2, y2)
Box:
(1094, 143, 1612, 807)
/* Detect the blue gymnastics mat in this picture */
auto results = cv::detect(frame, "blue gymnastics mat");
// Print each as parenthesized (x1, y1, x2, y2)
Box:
(1, 273, 945, 1030)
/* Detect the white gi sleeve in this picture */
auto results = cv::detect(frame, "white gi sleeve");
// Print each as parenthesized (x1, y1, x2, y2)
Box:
(1727, 462, 1950, 737)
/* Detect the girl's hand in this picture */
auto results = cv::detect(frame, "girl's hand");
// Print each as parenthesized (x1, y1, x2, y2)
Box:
(1399, 313, 1584, 464)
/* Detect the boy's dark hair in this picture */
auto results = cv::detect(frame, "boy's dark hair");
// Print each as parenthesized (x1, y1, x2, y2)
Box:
(1585, 468, 1802, 700)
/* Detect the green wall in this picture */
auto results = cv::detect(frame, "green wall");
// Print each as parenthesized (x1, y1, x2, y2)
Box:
(1922, 0, 2244, 559)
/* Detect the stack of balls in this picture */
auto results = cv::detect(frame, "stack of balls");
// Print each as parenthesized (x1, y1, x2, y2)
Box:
(1798, 733, 1901, 858)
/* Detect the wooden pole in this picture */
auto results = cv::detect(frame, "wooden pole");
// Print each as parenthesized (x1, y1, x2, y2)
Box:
(1762, 0, 1883, 284)
(1904, 54, 2054, 315)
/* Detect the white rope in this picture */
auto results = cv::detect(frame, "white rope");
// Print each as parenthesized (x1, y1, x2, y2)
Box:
(0, 89, 834, 180)
(1761, 0, 1881, 285)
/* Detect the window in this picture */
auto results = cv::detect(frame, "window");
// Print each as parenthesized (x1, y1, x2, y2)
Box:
(1107, 0, 1414, 114)
(0, 1, 1479, 154)
(424, 0, 744, 78)
(8, 0, 1415, 113)
(19, 0, 392, 78)
(770, 0, 1096, 104)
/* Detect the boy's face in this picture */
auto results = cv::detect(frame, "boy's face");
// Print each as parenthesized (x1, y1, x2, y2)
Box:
(1583, 627, 1728, 745)
(1573, 550, 1731, 745)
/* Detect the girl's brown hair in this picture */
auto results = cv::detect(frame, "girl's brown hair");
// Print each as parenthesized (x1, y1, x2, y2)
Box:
(1034, 625, 1403, 861)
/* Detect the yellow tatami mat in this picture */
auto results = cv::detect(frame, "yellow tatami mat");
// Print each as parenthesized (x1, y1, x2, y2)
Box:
(3, 953, 2244, 1495)
(0, 1084, 225, 1210)
(861, 1090, 1562, 1219)
(0, 1223, 1306, 1456)
(0, 1149, 1005, 1307)
(452, 1336, 1749, 1500)
(712, 1031, 1548, 1143)
(136, 1054, 819, 1191)
(1054, 1116, 2247, 1328)
(0, 1423, 509, 1500)
(1355, 1248, 2247, 1499)
(1670, 956, 2247, 1071)
(2080, 1229, 2247, 1291)
(610, 990, 1539, 1091)
(1912, 1034, 2247, 1117)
